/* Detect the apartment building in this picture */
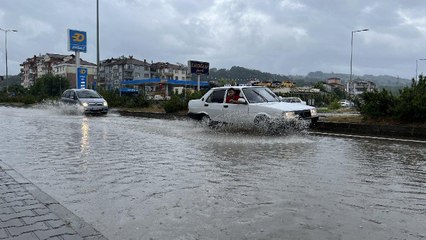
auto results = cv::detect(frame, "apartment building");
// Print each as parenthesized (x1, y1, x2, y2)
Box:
(52, 58, 96, 88)
(150, 62, 188, 80)
(20, 55, 40, 88)
(347, 79, 376, 96)
(100, 56, 151, 90)
(20, 53, 96, 88)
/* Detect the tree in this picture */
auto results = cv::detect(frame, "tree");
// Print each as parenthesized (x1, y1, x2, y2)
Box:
(394, 75, 426, 122)
(29, 74, 70, 98)
(360, 89, 397, 119)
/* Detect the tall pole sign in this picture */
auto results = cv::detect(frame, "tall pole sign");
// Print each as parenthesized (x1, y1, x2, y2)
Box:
(188, 60, 209, 91)
(77, 67, 88, 89)
(68, 29, 87, 88)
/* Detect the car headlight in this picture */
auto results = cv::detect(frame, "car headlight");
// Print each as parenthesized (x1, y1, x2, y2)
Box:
(283, 111, 296, 119)
(310, 108, 317, 116)
(103, 101, 108, 107)
(82, 102, 89, 107)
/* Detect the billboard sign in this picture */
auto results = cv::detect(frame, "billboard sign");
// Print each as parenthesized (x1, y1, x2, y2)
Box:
(188, 60, 209, 75)
(77, 67, 88, 89)
(68, 29, 87, 52)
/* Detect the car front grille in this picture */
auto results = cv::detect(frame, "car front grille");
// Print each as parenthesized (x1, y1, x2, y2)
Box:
(294, 110, 311, 119)
(88, 102, 103, 106)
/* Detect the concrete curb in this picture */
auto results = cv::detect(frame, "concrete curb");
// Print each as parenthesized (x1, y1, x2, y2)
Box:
(116, 110, 426, 140)
(312, 121, 426, 140)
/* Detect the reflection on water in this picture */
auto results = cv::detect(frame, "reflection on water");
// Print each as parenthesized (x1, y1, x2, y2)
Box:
(80, 118, 90, 155)
(0, 106, 425, 240)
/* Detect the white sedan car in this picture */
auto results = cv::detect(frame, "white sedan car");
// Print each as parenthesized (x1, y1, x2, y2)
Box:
(188, 86, 318, 130)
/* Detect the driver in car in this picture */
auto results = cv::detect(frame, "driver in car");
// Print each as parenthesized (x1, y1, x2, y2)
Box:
(226, 88, 241, 103)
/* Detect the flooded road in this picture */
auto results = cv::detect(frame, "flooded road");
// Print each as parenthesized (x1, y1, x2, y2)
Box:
(0, 105, 425, 240)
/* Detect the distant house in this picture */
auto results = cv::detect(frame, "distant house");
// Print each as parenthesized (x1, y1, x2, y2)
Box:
(281, 80, 295, 88)
(322, 77, 345, 93)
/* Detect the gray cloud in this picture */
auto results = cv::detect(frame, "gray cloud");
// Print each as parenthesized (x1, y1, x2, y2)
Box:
(1, 0, 425, 79)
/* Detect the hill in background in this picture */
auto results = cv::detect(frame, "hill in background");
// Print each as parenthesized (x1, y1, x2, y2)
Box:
(3, 67, 412, 92)
(201, 66, 411, 90)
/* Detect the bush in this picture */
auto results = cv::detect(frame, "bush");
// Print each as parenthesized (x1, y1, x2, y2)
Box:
(163, 91, 205, 113)
(360, 89, 396, 119)
(394, 76, 426, 122)
(328, 100, 341, 110)
(99, 90, 150, 108)
(359, 76, 426, 123)
(29, 74, 70, 98)
(164, 95, 186, 113)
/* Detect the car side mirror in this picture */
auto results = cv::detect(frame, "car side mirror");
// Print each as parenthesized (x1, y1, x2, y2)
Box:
(278, 96, 283, 101)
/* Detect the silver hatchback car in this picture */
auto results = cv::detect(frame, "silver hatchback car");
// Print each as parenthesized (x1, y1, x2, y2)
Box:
(61, 89, 108, 114)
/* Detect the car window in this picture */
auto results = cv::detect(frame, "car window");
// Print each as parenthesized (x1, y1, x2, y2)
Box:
(77, 90, 101, 98)
(206, 89, 226, 103)
(242, 88, 280, 103)
(62, 91, 70, 98)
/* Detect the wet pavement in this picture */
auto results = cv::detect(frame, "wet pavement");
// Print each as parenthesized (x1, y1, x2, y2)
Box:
(0, 105, 425, 240)
(0, 160, 106, 240)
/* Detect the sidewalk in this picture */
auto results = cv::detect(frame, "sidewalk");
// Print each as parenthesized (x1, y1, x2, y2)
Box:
(0, 160, 107, 240)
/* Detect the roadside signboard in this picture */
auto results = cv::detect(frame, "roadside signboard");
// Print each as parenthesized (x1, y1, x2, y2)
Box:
(77, 67, 88, 89)
(68, 29, 87, 52)
(188, 60, 209, 75)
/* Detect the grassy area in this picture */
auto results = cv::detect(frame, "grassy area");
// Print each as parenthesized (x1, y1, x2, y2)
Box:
(320, 114, 364, 123)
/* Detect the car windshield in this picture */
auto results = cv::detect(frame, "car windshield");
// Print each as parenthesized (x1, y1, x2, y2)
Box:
(242, 88, 279, 103)
(77, 90, 101, 98)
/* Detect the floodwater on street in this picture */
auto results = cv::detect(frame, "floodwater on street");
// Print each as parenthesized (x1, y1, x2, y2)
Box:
(0, 105, 425, 240)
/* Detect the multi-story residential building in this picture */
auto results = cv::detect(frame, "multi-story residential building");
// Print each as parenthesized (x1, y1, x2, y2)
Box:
(150, 62, 188, 80)
(37, 53, 69, 77)
(20, 53, 96, 89)
(52, 58, 96, 88)
(20, 55, 41, 88)
(347, 79, 376, 96)
(100, 56, 151, 90)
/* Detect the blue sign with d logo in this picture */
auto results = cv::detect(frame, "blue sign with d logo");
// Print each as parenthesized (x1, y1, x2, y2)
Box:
(68, 29, 87, 52)
(77, 67, 88, 89)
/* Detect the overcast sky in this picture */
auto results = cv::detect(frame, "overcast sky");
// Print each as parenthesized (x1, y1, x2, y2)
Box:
(1, 0, 425, 79)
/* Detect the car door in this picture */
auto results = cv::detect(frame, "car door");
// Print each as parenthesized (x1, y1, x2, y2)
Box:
(204, 89, 226, 121)
(222, 89, 249, 125)
(61, 90, 73, 104)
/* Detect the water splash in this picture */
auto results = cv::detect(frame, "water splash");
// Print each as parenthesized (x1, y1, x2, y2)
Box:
(33, 99, 85, 115)
(195, 117, 312, 136)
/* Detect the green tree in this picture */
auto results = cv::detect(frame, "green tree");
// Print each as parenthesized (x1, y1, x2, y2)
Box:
(29, 74, 70, 99)
(394, 75, 426, 122)
(360, 89, 397, 119)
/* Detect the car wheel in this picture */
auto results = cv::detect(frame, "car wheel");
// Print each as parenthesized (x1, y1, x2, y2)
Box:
(254, 115, 271, 132)
(201, 115, 221, 128)
(201, 115, 212, 125)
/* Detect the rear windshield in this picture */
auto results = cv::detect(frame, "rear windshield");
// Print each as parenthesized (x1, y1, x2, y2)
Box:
(76, 90, 101, 98)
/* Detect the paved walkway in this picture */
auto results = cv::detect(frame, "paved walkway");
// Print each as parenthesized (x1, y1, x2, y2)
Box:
(0, 160, 107, 240)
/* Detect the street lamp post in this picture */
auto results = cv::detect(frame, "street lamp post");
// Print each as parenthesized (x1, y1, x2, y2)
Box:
(96, 0, 100, 90)
(349, 28, 369, 83)
(415, 59, 426, 82)
(0, 28, 18, 92)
